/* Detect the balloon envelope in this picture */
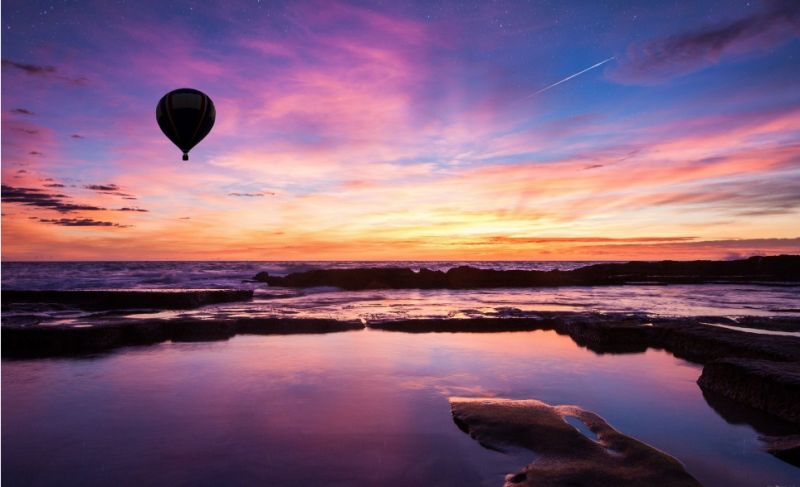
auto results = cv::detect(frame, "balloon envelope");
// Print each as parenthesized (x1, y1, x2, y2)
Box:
(156, 88, 215, 160)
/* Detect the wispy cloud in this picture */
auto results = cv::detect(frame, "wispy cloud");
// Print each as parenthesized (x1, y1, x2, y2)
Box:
(84, 184, 120, 192)
(2, 185, 106, 213)
(2, 59, 88, 85)
(610, 0, 800, 83)
(32, 217, 131, 228)
(228, 192, 269, 197)
(115, 207, 148, 212)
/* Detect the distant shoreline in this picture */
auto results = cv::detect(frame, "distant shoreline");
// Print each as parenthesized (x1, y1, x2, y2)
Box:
(255, 255, 800, 290)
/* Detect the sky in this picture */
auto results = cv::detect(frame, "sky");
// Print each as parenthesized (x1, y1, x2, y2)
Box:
(2, 0, 799, 261)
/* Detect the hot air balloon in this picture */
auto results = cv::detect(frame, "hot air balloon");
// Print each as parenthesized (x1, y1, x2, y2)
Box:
(156, 88, 215, 161)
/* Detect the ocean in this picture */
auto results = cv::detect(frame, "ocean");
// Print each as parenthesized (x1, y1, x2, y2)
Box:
(2, 261, 799, 327)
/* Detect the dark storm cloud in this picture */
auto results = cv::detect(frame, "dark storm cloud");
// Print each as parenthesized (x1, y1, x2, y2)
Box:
(1, 185, 105, 213)
(610, 0, 800, 83)
(11, 108, 35, 115)
(2, 59, 88, 85)
(33, 217, 130, 228)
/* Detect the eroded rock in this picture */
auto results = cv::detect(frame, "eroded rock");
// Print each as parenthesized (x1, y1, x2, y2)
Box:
(450, 397, 702, 487)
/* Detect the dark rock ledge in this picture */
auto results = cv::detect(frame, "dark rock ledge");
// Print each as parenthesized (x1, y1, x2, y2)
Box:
(2, 289, 254, 310)
(698, 358, 800, 425)
(2, 318, 363, 358)
(254, 255, 800, 290)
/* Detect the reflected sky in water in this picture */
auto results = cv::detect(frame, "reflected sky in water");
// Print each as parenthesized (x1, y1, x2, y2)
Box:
(3, 329, 798, 486)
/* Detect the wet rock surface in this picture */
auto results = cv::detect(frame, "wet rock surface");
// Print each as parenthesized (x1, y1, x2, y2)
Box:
(450, 397, 702, 487)
(255, 255, 800, 289)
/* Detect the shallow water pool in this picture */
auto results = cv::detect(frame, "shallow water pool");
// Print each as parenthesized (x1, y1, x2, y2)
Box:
(3, 329, 798, 486)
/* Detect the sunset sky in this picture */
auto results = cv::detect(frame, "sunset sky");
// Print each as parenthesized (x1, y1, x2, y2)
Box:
(2, 0, 799, 260)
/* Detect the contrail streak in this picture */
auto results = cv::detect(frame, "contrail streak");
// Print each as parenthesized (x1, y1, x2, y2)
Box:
(524, 56, 615, 99)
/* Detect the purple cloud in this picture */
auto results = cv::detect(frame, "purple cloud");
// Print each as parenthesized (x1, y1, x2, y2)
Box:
(609, 0, 800, 83)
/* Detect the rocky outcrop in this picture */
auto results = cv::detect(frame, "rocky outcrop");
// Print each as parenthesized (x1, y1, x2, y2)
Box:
(2, 289, 254, 310)
(450, 397, 702, 487)
(697, 358, 800, 425)
(254, 255, 800, 289)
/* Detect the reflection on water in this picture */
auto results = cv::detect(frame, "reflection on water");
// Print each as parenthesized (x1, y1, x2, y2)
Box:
(3, 330, 798, 486)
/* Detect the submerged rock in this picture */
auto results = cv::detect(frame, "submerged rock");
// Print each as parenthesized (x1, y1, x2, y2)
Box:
(450, 397, 702, 487)
(255, 255, 800, 290)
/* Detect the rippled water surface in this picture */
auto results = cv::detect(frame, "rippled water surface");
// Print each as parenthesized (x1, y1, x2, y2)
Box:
(4, 330, 799, 486)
